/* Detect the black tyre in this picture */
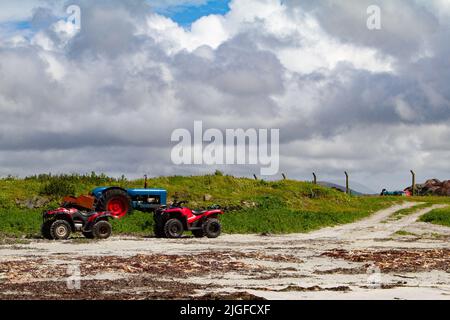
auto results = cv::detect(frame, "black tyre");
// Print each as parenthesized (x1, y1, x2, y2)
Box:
(96, 188, 132, 218)
(153, 215, 166, 238)
(82, 232, 95, 239)
(92, 221, 112, 239)
(203, 218, 221, 238)
(41, 221, 53, 240)
(50, 220, 71, 240)
(164, 219, 184, 238)
(192, 229, 205, 238)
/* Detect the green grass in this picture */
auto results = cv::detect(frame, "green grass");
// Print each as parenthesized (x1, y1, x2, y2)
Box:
(420, 206, 450, 227)
(395, 230, 418, 236)
(387, 203, 433, 221)
(221, 195, 396, 234)
(0, 208, 42, 237)
(1, 173, 448, 237)
(111, 211, 155, 235)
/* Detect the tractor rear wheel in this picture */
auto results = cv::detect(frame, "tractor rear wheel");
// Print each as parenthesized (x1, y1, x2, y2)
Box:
(92, 221, 112, 239)
(96, 189, 132, 218)
(203, 218, 221, 238)
(50, 220, 71, 240)
(164, 219, 184, 238)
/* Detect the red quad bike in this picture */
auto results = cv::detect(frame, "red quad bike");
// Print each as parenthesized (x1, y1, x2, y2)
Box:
(154, 201, 224, 239)
(41, 208, 117, 240)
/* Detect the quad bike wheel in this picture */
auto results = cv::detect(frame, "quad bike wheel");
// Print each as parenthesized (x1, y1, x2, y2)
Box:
(96, 189, 132, 218)
(50, 220, 72, 240)
(192, 229, 205, 238)
(203, 218, 221, 238)
(164, 219, 184, 238)
(82, 231, 95, 239)
(92, 221, 112, 239)
(41, 221, 53, 240)
(153, 215, 166, 238)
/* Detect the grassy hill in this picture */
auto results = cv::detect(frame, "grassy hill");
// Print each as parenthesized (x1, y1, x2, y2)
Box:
(0, 173, 412, 237)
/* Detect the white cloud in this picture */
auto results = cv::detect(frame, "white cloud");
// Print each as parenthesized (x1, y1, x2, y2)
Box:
(394, 97, 417, 122)
(144, 0, 393, 74)
(0, 0, 449, 191)
(144, 12, 228, 53)
(0, 0, 41, 22)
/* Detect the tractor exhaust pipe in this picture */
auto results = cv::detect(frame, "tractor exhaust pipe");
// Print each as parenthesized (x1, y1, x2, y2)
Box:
(144, 175, 148, 189)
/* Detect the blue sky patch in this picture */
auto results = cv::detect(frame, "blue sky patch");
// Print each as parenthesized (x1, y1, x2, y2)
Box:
(0, 20, 32, 34)
(2, 20, 31, 30)
(13, 20, 32, 30)
(156, 0, 231, 27)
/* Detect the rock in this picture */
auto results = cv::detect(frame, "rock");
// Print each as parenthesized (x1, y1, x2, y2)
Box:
(34, 196, 49, 208)
(241, 200, 257, 208)
(425, 179, 441, 186)
(260, 232, 272, 237)
(203, 194, 213, 201)
(15, 196, 50, 209)
(406, 179, 450, 196)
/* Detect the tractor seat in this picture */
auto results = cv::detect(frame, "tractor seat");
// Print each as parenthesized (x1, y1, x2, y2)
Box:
(192, 210, 208, 216)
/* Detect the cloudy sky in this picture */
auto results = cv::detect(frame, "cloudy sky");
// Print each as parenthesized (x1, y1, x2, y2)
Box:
(0, 0, 449, 191)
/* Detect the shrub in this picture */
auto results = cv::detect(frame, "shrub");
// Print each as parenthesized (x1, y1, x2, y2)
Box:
(40, 180, 76, 198)
(214, 170, 224, 176)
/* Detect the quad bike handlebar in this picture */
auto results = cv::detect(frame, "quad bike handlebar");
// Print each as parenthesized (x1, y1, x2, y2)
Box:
(169, 201, 221, 210)
(171, 200, 188, 208)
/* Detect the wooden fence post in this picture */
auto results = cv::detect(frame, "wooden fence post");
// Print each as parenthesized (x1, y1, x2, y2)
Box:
(312, 173, 317, 185)
(345, 171, 350, 195)
(410, 170, 416, 196)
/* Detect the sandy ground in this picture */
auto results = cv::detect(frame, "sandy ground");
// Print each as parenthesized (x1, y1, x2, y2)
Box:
(0, 202, 449, 300)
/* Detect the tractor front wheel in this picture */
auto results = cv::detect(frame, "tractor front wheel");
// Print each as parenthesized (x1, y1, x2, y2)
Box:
(164, 219, 184, 238)
(50, 220, 71, 240)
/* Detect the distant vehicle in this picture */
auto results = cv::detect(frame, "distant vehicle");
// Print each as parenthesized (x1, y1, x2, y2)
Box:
(380, 189, 410, 196)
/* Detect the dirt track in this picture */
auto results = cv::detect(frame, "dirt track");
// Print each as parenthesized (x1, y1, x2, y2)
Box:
(0, 202, 449, 300)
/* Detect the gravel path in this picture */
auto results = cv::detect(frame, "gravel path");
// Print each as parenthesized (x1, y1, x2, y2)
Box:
(0, 202, 449, 300)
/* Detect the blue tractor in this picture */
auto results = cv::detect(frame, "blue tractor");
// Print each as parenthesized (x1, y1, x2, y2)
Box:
(63, 179, 167, 218)
(92, 187, 167, 217)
